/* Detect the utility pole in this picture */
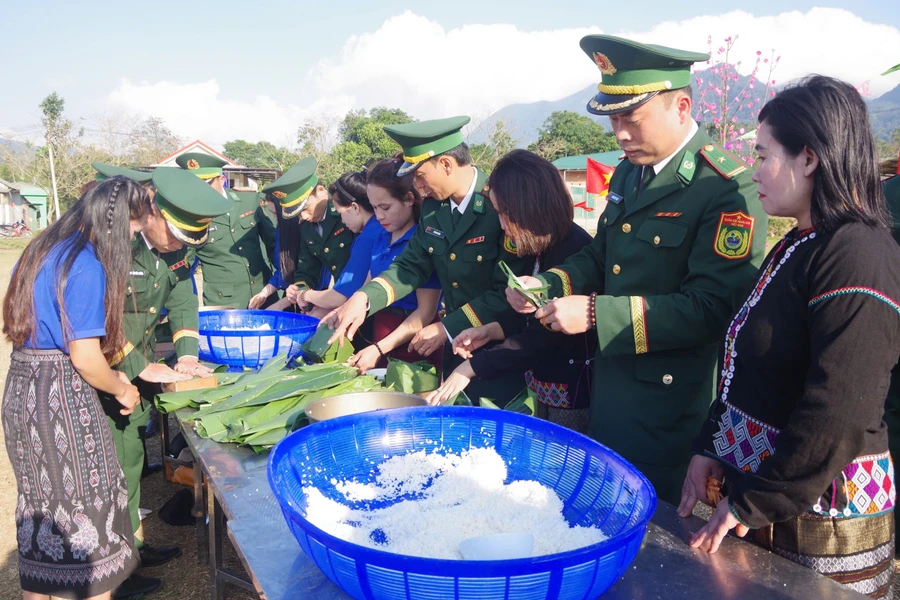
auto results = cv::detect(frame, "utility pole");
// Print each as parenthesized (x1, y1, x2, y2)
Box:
(47, 131, 60, 221)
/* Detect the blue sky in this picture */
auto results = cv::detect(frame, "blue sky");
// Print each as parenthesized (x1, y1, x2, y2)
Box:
(2, 1, 898, 146)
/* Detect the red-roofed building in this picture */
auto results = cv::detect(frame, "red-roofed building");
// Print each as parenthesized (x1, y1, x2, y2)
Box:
(150, 140, 280, 191)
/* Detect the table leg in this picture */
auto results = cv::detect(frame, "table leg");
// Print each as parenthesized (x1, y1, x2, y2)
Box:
(208, 489, 225, 600)
(194, 460, 208, 564)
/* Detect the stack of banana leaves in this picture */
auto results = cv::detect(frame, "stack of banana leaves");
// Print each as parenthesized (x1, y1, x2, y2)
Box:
(155, 354, 381, 452)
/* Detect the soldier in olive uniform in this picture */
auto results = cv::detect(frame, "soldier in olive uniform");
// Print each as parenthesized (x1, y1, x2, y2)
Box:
(178, 152, 276, 308)
(93, 163, 230, 598)
(324, 117, 534, 403)
(279, 158, 357, 299)
(509, 37, 768, 504)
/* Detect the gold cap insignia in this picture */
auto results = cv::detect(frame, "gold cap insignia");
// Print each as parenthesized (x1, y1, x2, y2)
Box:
(273, 191, 287, 199)
(186, 159, 200, 170)
(593, 52, 617, 76)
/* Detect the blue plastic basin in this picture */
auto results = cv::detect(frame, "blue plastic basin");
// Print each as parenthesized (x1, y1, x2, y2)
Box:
(198, 309, 318, 369)
(268, 407, 656, 600)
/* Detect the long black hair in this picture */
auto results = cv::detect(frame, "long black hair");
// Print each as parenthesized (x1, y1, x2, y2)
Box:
(3, 176, 149, 359)
(267, 195, 302, 284)
(758, 75, 891, 231)
(329, 171, 371, 212)
(366, 157, 423, 222)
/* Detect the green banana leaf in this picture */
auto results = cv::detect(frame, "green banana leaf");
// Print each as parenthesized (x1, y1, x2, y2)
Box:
(504, 387, 536, 416)
(242, 425, 291, 447)
(302, 326, 355, 363)
(385, 358, 440, 393)
(190, 378, 284, 419)
(883, 63, 900, 76)
(450, 390, 473, 406)
(197, 406, 258, 441)
(479, 397, 501, 410)
(240, 376, 383, 436)
(257, 353, 290, 375)
(499, 260, 550, 309)
(233, 396, 301, 437)
(155, 389, 202, 414)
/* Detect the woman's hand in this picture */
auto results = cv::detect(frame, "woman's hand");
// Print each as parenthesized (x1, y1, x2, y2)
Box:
(505, 275, 543, 314)
(249, 284, 275, 309)
(688, 496, 750, 554)
(285, 284, 301, 304)
(138, 363, 191, 384)
(348, 345, 381, 374)
(115, 372, 141, 416)
(534, 296, 591, 334)
(174, 356, 214, 378)
(324, 292, 368, 344)
(452, 323, 501, 359)
(425, 361, 475, 406)
(408, 322, 447, 357)
(678, 454, 726, 517)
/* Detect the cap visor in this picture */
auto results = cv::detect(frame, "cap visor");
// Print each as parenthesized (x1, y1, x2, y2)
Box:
(281, 199, 308, 220)
(396, 160, 423, 177)
(166, 220, 208, 248)
(586, 91, 659, 116)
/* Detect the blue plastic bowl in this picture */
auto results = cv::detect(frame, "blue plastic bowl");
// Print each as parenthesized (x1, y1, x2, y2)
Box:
(268, 407, 656, 600)
(198, 310, 319, 369)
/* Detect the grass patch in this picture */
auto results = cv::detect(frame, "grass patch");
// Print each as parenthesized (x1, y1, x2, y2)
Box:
(0, 238, 31, 251)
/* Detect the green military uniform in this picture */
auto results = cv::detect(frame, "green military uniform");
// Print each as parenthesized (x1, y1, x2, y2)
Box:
(533, 37, 768, 504)
(95, 164, 230, 547)
(357, 117, 533, 403)
(177, 153, 276, 308)
(264, 157, 356, 290)
(882, 175, 900, 546)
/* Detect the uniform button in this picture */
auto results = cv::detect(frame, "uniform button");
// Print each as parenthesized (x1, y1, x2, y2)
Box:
(218, 292, 223, 297)
(231, 228, 235, 233)
(340, 243, 345, 248)
(331, 265, 337, 271)
(153, 282, 160, 289)
(622, 223, 632, 233)
(477, 255, 483, 262)
(452, 282, 459, 288)
(227, 212, 230, 216)
(428, 247, 434, 254)
(238, 246, 242, 251)
(449, 253, 456, 261)
(251, 281, 255, 285)
(149, 307, 157, 314)
(175, 276, 179, 281)
(612, 264, 621, 275)
(653, 236, 661, 245)
(603, 217, 608, 225)
(145, 329, 151, 335)
(324, 248, 330, 253)
(662, 374, 673, 385)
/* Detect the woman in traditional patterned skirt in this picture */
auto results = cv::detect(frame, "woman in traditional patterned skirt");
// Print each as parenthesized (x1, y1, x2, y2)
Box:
(2, 177, 145, 599)
(679, 76, 900, 599)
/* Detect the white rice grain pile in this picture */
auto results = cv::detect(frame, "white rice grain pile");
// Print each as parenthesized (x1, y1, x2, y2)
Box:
(304, 448, 607, 560)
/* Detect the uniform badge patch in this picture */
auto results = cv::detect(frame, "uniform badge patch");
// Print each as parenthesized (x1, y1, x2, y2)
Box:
(503, 234, 518, 255)
(425, 226, 446, 239)
(333, 228, 345, 236)
(607, 192, 623, 205)
(714, 211, 755, 260)
(655, 212, 683, 218)
(169, 260, 187, 271)
(128, 270, 145, 277)
(466, 236, 485, 245)
(240, 210, 254, 218)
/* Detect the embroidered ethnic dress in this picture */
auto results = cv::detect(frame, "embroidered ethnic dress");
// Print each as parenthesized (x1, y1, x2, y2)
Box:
(695, 223, 900, 599)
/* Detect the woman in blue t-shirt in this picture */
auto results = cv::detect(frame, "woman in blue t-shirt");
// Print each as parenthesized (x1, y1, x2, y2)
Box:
(296, 171, 377, 318)
(2, 177, 146, 599)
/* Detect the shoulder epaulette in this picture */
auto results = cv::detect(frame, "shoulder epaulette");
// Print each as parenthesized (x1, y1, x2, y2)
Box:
(700, 144, 749, 180)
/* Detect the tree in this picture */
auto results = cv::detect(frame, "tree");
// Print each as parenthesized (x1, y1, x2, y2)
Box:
(876, 127, 900, 162)
(223, 140, 300, 171)
(338, 107, 416, 158)
(129, 116, 181, 165)
(527, 111, 618, 162)
(470, 121, 517, 174)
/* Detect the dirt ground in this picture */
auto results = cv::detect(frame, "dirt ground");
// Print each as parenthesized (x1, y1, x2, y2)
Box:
(0, 241, 899, 599)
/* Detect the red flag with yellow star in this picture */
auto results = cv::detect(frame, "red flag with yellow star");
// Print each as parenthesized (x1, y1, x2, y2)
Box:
(586, 157, 615, 196)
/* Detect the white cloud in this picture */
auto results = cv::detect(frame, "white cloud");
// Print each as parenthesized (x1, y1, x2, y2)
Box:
(105, 8, 900, 147)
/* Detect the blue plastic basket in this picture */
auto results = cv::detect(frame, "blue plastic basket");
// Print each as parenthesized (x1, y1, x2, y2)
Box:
(268, 407, 656, 600)
(198, 310, 319, 369)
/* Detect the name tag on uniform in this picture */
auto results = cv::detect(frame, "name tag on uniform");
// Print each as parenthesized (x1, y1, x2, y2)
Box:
(129, 270, 145, 277)
(169, 260, 187, 271)
(607, 192, 623, 205)
(209, 226, 217, 232)
(425, 226, 445, 239)
(466, 236, 485, 245)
